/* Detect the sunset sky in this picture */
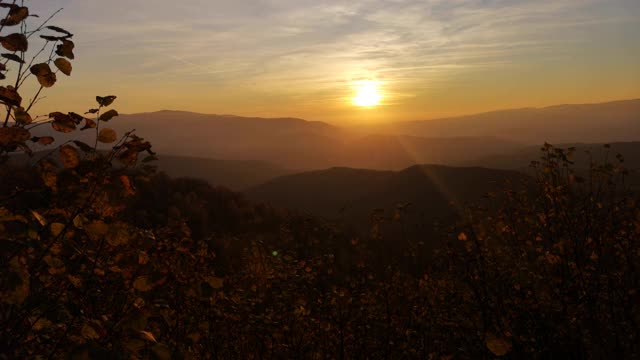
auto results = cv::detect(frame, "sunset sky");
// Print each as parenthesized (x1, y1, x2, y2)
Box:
(25, 0, 640, 124)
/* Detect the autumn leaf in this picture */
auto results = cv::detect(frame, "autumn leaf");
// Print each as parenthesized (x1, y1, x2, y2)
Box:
(81, 323, 102, 340)
(97, 128, 117, 143)
(0, 6, 29, 26)
(106, 222, 129, 246)
(55, 39, 74, 59)
(1, 53, 24, 63)
(0, 86, 22, 106)
(31, 210, 47, 226)
(50, 222, 65, 237)
(38, 159, 58, 191)
(14, 107, 32, 124)
(84, 220, 109, 241)
(50, 112, 76, 133)
(45, 257, 65, 276)
(59, 144, 80, 169)
(96, 95, 116, 107)
(53, 58, 72, 76)
(0, 33, 28, 52)
(72, 215, 84, 229)
(204, 276, 224, 289)
(99, 109, 118, 121)
(139, 331, 158, 343)
(32, 318, 54, 332)
(118, 149, 138, 166)
(67, 275, 82, 288)
(0, 127, 30, 145)
(121, 175, 135, 196)
(485, 333, 512, 357)
(138, 251, 150, 265)
(30, 63, 56, 87)
(40, 35, 64, 42)
(46, 25, 73, 37)
(34, 136, 55, 145)
(81, 118, 97, 130)
(133, 276, 154, 292)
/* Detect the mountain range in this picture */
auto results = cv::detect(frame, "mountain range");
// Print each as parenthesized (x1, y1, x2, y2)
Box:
(383, 99, 640, 144)
(28, 99, 639, 172)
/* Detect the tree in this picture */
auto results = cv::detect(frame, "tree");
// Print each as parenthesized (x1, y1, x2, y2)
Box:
(0, 0, 215, 359)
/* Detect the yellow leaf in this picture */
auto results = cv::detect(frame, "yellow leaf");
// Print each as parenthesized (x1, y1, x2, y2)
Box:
(99, 109, 119, 122)
(68, 275, 82, 288)
(36, 136, 55, 145)
(0, 86, 22, 107)
(106, 222, 129, 246)
(1, 6, 29, 26)
(204, 276, 224, 289)
(30, 63, 57, 88)
(485, 333, 512, 357)
(84, 220, 109, 241)
(59, 144, 80, 169)
(73, 215, 84, 229)
(15, 107, 32, 125)
(32, 318, 54, 331)
(97, 128, 117, 143)
(0, 126, 30, 145)
(56, 39, 75, 59)
(81, 323, 100, 340)
(50, 112, 76, 133)
(139, 330, 157, 343)
(138, 251, 150, 265)
(133, 276, 154, 292)
(120, 175, 135, 196)
(54, 57, 72, 76)
(0, 33, 28, 52)
(31, 210, 47, 226)
(50, 222, 65, 237)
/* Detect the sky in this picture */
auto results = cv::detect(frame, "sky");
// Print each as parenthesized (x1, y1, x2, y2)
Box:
(18, 0, 640, 124)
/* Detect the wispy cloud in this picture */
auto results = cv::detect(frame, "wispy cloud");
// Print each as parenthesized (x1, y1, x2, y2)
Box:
(24, 0, 640, 119)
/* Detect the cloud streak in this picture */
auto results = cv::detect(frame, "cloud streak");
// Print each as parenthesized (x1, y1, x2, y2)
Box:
(24, 0, 640, 121)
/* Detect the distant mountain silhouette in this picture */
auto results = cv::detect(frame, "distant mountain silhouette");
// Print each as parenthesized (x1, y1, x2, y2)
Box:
(461, 142, 640, 170)
(384, 99, 640, 144)
(29, 110, 523, 170)
(26, 99, 639, 171)
(7, 151, 290, 191)
(246, 164, 529, 236)
(342, 134, 520, 170)
(153, 155, 291, 190)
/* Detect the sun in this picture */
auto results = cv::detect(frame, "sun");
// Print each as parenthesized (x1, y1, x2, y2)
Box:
(353, 81, 382, 107)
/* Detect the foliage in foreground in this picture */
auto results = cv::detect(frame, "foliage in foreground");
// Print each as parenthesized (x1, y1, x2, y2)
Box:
(2, 140, 639, 359)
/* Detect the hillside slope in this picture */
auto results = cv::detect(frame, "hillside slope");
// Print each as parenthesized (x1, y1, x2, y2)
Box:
(386, 99, 640, 144)
(246, 164, 529, 232)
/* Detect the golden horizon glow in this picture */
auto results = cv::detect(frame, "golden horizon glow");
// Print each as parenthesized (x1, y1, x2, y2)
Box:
(353, 81, 382, 107)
